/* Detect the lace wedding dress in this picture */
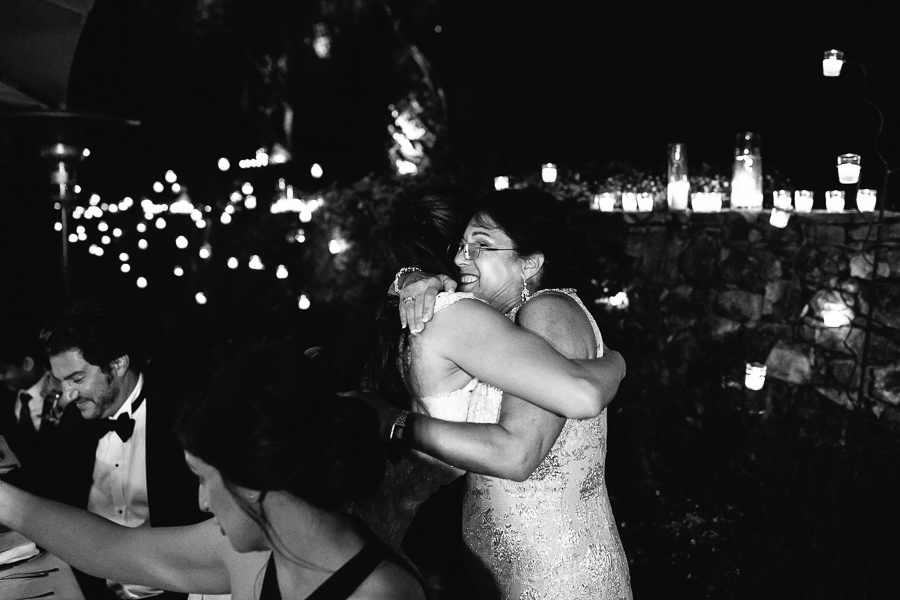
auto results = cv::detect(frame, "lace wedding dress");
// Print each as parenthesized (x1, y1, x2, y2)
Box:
(348, 292, 502, 552)
(461, 289, 632, 600)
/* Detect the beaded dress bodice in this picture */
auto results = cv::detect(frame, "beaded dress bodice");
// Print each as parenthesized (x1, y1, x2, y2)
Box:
(462, 289, 632, 600)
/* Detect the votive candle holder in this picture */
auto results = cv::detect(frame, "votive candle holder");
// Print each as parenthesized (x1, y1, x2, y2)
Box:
(593, 192, 617, 212)
(621, 192, 638, 212)
(826, 190, 845, 212)
(837, 153, 861, 184)
(691, 192, 723, 213)
(856, 188, 877, 212)
(794, 190, 814, 213)
(823, 49, 845, 77)
(773, 189, 792, 210)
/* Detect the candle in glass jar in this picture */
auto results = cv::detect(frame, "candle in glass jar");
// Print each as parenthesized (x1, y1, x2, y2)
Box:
(773, 190, 792, 210)
(823, 49, 844, 77)
(794, 190, 814, 213)
(667, 180, 690, 210)
(837, 154, 861, 184)
(856, 188, 877, 212)
(541, 163, 558, 183)
(826, 190, 845, 212)
(690, 192, 723, 212)
(769, 207, 791, 229)
(593, 192, 616, 212)
(744, 362, 767, 391)
(621, 192, 638, 212)
(637, 192, 654, 212)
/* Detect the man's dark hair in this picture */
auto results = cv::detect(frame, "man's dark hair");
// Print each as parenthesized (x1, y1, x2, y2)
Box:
(40, 299, 147, 374)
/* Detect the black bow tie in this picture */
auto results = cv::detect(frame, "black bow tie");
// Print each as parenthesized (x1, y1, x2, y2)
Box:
(99, 413, 136, 442)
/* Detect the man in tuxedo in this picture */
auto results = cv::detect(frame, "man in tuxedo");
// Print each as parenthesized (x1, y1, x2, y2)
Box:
(0, 327, 63, 492)
(39, 299, 207, 600)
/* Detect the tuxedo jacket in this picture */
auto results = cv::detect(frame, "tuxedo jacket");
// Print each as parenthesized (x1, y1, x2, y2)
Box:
(49, 370, 207, 527)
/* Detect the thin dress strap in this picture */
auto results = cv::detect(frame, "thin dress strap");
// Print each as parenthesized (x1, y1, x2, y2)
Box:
(259, 542, 388, 600)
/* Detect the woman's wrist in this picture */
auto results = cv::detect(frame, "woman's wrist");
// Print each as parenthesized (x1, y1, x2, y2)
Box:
(391, 267, 421, 296)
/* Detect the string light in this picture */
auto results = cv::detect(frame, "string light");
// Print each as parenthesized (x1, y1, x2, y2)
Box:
(155, 217, 167, 229)
(165, 170, 177, 183)
(120, 264, 130, 273)
(119, 252, 129, 262)
(276, 265, 289, 279)
(175, 236, 188, 249)
(98, 221, 109, 232)
(311, 163, 324, 178)
(54, 222, 62, 231)
(136, 277, 148, 289)
(249, 255, 264, 270)
(218, 157, 230, 171)
(199, 244, 211, 259)
(298, 294, 311, 310)
(152, 182, 164, 193)
(227, 257, 239, 269)
(138, 239, 148, 250)
(174, 266, 184, 277)
(195, 292, 207, 305)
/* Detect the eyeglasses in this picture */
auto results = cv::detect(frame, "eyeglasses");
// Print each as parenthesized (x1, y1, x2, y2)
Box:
(449, 240, 517, 260)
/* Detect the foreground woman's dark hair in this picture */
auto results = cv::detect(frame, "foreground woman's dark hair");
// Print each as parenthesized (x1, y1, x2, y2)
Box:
(178, 345, 386, 512)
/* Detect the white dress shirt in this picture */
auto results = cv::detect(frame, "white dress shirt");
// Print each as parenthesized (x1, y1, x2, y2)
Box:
(87, 373, 161, 599)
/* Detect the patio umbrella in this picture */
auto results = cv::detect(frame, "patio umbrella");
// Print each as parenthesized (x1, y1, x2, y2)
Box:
(0, 0, 97, 109)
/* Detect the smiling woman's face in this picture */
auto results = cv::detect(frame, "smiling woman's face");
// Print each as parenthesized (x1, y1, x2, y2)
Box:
(184, 451, 266, 553)
(454, 213, 525, 314)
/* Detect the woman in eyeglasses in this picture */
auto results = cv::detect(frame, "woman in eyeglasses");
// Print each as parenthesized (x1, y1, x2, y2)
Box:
(357, 185, 630, 599)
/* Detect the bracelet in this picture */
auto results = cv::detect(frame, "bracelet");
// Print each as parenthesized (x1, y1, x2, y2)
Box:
(389, 410, 411, 441)
(392, 267, 421, 295)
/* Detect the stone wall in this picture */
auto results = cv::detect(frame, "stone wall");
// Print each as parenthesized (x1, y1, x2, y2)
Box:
(575, 206, 900, 421)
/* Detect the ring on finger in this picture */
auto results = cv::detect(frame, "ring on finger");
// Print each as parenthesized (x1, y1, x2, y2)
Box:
(402, 296, 415, 304)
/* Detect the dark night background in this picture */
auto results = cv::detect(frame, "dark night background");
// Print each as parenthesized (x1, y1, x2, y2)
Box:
(3, 2, 900, 598)
(4, 0, 900, 319)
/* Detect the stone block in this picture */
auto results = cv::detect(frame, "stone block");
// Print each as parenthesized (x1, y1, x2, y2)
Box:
(765, 341, 813, 385)
(716, 289, 763, 322)
(872, 364, 900, 406)
(815, 386, 857, 410)
(763, 279, 803, 319)
(849, 252, 892, 279)
(804, 223, 846, 246)
(848, 221, 900, 243)
(811, 324, 864, 356)
(706, 315, 742, 339)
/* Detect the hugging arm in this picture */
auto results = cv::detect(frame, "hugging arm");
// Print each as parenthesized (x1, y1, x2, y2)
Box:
(392, 271, 456, 333)
(0, 480, 231, 594)
(397, 295, 621, 479)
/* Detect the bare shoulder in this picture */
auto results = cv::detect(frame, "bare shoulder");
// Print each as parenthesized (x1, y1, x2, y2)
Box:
(352, 560, 426, 600)
(517, 291, 595, 357)
(517, 291, 588, 329)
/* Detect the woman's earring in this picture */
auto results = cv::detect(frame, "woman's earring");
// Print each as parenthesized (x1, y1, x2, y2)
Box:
(521, 272, 531, 303)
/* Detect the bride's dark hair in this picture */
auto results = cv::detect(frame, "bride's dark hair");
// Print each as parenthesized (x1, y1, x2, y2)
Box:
(362, 183, 476, 408)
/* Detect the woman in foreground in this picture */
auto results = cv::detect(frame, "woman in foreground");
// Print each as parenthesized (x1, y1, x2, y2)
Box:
(0, 346, 425, 600)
